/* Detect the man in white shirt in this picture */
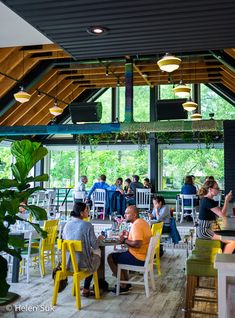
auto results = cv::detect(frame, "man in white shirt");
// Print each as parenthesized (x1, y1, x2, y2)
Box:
(74, 175, 88, 202)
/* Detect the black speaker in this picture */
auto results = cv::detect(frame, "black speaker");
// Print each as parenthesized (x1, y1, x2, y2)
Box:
(69, 102, 102, 123)
(156, 99, 187, 120)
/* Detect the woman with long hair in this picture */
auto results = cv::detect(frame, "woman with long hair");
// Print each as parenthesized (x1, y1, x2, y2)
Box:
(197, 180, 235, 253)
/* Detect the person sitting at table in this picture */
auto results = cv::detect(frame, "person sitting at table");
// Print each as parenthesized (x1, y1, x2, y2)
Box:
(87, 174, 110, 200)
(126, 175, 144, 205)
(111, 177, 124, 194)
(74, 175, 88, 202)
(181, 175, 197, 221)
(124, 178, 132, 194)
(197, 180, 235, 254)
(143, 177, 155, 193)
(149, 196, 171, 233)
(63, 202, 104, 297)
(107, 205, 152, 294)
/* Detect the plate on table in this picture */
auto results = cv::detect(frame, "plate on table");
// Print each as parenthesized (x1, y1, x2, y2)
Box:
(214, 230, 235, 236)
(102, 238, 120, 243)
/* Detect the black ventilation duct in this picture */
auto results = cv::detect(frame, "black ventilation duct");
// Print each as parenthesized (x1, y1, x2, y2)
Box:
(69, 102, 102, 123)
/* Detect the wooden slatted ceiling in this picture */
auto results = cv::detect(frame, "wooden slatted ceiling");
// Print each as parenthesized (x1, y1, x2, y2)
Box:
(0, 44, 234, 127)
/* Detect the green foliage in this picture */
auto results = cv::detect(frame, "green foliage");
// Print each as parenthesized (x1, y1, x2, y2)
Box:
(0, 140, 49, 297)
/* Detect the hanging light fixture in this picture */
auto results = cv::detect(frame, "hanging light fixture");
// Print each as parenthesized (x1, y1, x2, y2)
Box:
(49, 100, 63, 116)
(14, 86, 31, 103)
(182, 98, 198, 111)
(157, 53, 181, 73)
(191, 113, 202, 121)
(173, 81, 191, 98)
(14, 50, 31, 103)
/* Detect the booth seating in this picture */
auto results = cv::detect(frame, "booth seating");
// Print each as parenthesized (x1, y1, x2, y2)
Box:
(184, 239, 222, 318)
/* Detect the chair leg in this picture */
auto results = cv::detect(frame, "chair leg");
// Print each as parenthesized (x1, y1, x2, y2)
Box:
(51, 249, 55, 269)
(74, 276, 81, 310)
(150, 268, 155, 291)
(93, 272, 100, 299)
(116, 266, 121, 295)
(52, 272, 61, 306)
(40, 252, 45, 276)
(102, 208, 105, 220)
(26, 258, 30, 283)
(144, 272, 150, 297)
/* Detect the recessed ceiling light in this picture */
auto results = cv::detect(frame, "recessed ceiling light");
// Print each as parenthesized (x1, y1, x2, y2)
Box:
(86, 26, 108, 35)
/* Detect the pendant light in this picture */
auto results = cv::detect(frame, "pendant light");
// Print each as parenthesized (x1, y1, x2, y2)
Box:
(182, 97, 198, 111)
(49, 100, 63, 116)
(191, 113, 202, 121)
(14, 86, 31, 103)
(14, 51, 31, 103)
(173, 81, 191, 98)
(157, 53, 181, 73)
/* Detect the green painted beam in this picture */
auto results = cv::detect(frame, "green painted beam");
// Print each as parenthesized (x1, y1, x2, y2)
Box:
(0, 120, 224, 136)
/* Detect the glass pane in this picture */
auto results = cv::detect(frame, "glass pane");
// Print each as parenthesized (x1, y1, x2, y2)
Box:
(201, 84, 235, 120)
(0, 147, 11, 178)
(160, 84, 175, 99)
(96, 88, 112, 123)
(49, 150, 76, 188)
(80, 149, 148, 188)
(119, 86, 150, 122)
(161, 148, 224, 190)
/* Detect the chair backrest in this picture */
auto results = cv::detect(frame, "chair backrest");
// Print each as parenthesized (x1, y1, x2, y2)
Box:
(35, 191, 47, 207)
(41, 220, 59, 249)
(179, 194, 197, 210)
(92, 189, 106, 203)
(73, 190, 86, 201)
(136, 188, 151, 209)
(59, 240, 82, 273)
(151, 222, 163, 236)
(144, 235, 160, 268)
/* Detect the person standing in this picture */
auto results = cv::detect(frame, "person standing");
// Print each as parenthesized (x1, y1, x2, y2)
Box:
(108, 205, 152, 294)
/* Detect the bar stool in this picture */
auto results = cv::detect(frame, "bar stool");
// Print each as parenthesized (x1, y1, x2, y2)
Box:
(184, 240, 222, 317)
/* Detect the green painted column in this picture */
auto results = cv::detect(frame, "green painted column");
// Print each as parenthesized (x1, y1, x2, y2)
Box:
(124, 60, 134, 123)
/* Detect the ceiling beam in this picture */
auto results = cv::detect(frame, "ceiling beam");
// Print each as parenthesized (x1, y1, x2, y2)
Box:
(0, 120, 223, 136)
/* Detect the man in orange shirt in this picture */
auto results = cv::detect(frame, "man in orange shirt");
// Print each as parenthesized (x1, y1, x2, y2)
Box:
(107, 205, 152, 294)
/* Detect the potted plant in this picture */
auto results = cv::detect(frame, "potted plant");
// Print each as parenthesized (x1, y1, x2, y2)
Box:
(0, 139, 49, 299)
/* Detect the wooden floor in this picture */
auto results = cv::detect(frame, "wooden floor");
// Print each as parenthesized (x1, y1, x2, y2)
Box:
(1, 246, 223, 318)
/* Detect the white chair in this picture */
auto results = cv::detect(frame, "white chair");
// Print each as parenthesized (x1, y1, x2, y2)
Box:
(90, 189, 106, 220)
(116, 235, 160, 297)
(45, 189, 58, 215)
(34, 191, 46, 208)
(136, 188, 151, 210)
(20, 231, 43, 282)
(179, 194, 198, 223)
(73, 190, 86, 203)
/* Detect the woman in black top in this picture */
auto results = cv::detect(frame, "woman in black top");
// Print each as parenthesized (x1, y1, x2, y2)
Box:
(197, 180, 235, 253)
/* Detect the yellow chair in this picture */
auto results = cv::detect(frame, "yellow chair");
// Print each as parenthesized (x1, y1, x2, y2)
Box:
(52, 240, 100, 310)
(40, 219, 59, 276)
(151, 222, 163, 275)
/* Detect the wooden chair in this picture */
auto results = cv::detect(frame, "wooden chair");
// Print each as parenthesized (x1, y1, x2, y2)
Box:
(40, 219, 59, 276)
(90, 189, 106, 220)
(136, 188, 151, 210)
(52, 239, 100, 310)
(116, 235, 160, 297)
(151, 222, 163, 275)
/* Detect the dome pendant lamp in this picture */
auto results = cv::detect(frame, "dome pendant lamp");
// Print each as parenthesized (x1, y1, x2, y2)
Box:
(182, 98, 198, 111)
(191, 113, 202, 121)
(14, 86, 31, 103)
(49, 101, 63, 116)
(173, 81, 191, 98)
(157, 53, 181, 73)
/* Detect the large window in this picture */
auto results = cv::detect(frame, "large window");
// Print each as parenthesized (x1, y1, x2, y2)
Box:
(160, 145, 224, 190)
(49, 150, 76, 188)
(96, 88, 112, 123)
(80, 148, 149, 188)
(201, 84, 235, 120)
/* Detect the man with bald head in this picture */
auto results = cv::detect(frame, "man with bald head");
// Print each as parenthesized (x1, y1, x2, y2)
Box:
(108, 205, 152, 294)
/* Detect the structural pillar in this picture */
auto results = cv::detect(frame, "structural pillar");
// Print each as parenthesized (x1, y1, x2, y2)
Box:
(124, 59, 134, 123)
